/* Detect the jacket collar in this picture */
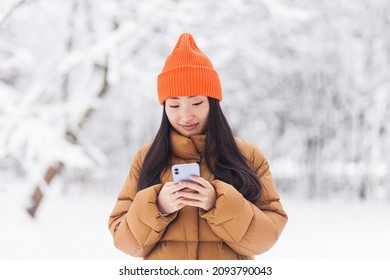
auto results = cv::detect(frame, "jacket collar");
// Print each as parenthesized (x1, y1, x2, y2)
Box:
(170, 129, 205, 160)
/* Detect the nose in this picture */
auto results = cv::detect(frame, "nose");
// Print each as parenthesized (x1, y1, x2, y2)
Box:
(180, 106, 194, 122)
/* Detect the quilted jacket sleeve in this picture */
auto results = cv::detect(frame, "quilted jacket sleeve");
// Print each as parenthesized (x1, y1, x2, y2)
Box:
(108, 146, 177, 257)
(200, 142, 288, 256)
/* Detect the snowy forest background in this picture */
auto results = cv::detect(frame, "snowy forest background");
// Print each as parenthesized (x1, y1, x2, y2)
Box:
(1, 0, 390, 260)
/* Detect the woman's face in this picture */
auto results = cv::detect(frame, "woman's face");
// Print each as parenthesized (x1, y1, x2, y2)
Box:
(165, 96, 210, 137)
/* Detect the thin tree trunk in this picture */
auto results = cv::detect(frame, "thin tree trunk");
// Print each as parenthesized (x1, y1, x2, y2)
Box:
(24, 0, 114, 218)
(26, 162, 64, 217)
(26, 58, 109, 218)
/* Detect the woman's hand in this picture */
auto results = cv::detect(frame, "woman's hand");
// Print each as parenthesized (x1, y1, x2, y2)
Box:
(157, 182, 186, 215)
(175, 175, 217, 212)
(157, 176, 217, 214)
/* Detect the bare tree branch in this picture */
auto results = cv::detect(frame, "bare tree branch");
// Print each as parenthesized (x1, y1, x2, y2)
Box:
(0, 0, 33, 29)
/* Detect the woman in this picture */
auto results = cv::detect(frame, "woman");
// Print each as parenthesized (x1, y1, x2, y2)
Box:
(108, 33, 288, 260)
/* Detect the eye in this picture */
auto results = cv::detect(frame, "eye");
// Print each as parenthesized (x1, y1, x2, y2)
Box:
(169, 105, 179, 108)
(193, 101, 204, 106)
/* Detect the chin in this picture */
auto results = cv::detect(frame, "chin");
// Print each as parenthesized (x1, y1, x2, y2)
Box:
(181, 130, 201, 137)
(176, 126, 204, 137)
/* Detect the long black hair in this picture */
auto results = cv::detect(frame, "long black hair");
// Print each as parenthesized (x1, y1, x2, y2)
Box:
(137, 97, 261, 203)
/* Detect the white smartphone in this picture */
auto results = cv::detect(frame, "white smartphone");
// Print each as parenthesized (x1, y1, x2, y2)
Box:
(172, 163, 200, 184)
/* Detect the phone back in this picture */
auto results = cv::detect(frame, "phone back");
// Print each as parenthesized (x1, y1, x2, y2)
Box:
(172, 163, 200, 184)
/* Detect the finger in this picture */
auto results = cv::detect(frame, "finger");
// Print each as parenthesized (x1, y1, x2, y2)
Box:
(173, 189, 194, 202)
(179, 181, 203, 193)
(176, 191, 204, 201)
(161, 182, 175, 193)
(188, 175, 213, 189)
(165, 183, 188, 194)
(179, 199, 204, 208)
(180, 179, 214, 196)
(178, 187, 198, 193)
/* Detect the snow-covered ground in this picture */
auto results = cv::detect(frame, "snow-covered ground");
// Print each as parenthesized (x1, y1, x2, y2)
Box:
(1, 182, 389, 260)
(258, 197, 390, 260)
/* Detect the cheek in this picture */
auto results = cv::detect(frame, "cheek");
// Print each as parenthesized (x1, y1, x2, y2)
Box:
(165, 110, 177, 124)
(200, 108, 210, 122)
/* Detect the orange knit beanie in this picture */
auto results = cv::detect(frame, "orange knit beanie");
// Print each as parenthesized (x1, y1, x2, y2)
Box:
(157, 33, 222, 104)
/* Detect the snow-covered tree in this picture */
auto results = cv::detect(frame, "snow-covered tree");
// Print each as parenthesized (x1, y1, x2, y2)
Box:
(1, 0, 389, 218)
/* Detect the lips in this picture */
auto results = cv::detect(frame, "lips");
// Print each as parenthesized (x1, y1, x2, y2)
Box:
(181, 123, 198, 131)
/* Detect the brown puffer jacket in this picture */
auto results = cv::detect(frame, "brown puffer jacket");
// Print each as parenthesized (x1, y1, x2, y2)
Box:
(108, 130, 288, 260)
